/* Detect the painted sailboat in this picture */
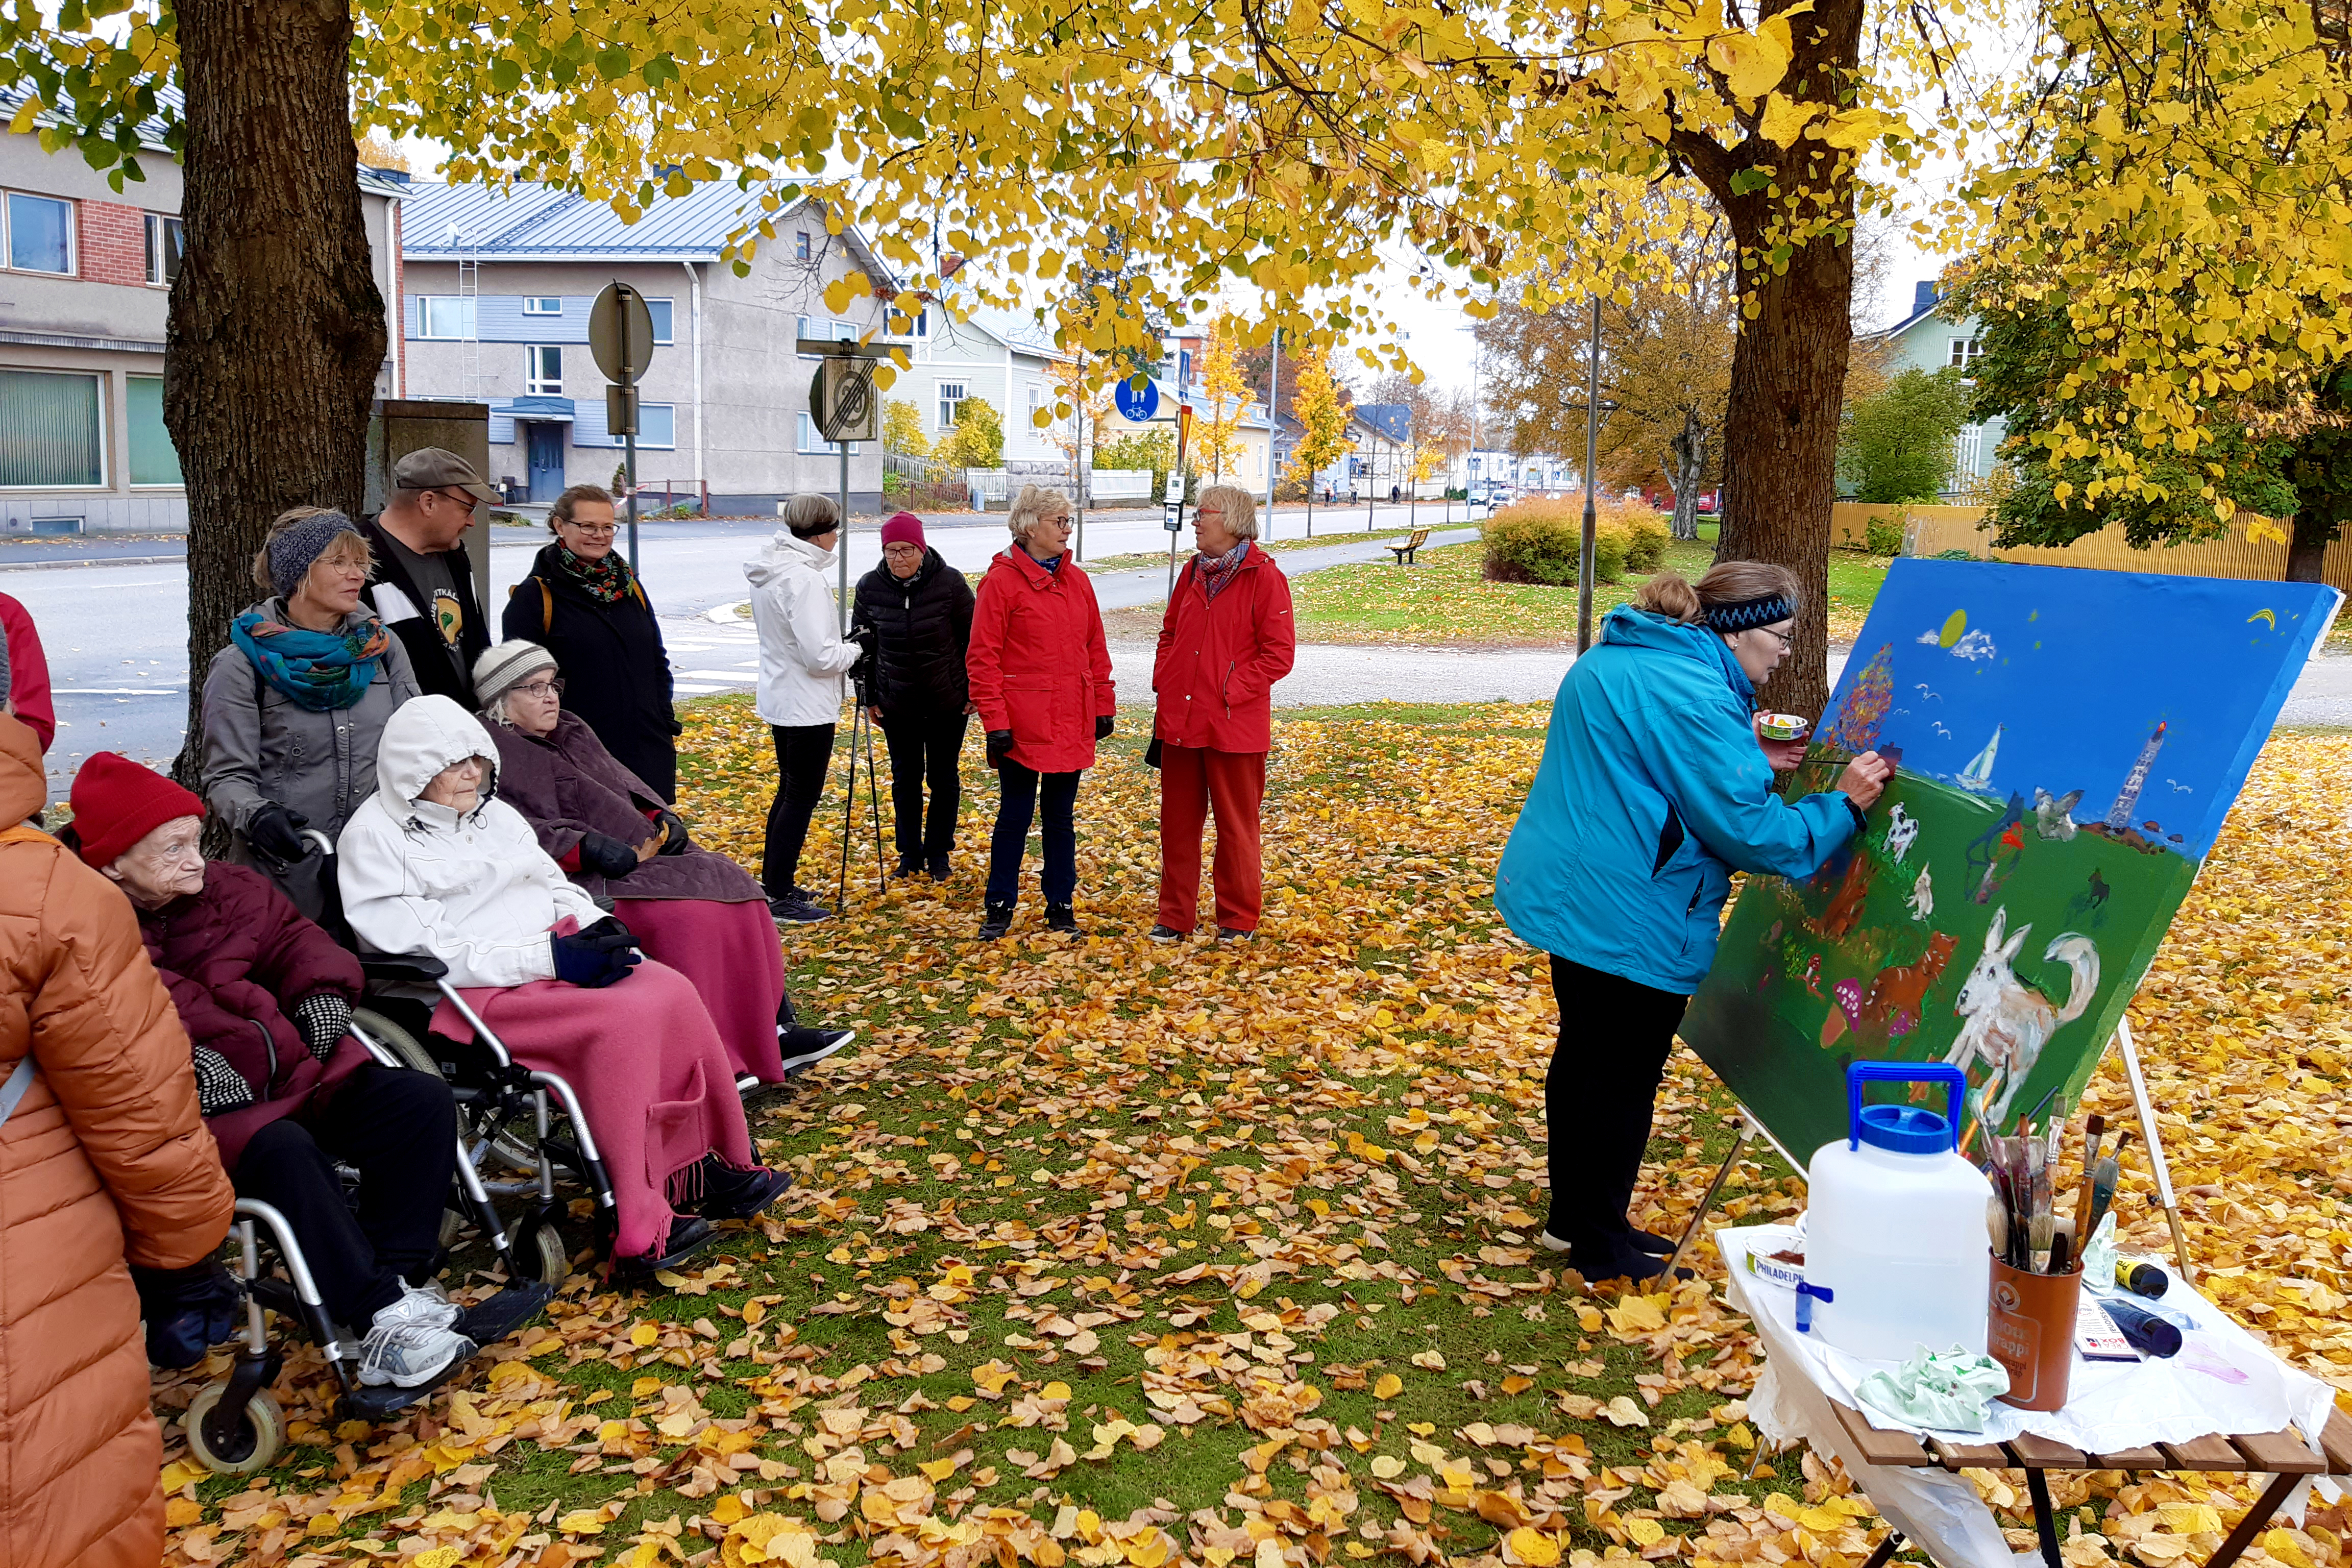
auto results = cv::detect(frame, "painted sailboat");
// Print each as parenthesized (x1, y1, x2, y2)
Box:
(1957, 724, 2003, 794)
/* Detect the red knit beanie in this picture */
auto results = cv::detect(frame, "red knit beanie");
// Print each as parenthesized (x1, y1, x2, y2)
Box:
(880, 511, 926, 551)
(69, 751, 206, 868)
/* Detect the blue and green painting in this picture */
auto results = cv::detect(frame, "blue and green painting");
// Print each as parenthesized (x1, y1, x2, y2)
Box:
(1682, 560, 2339, 1164)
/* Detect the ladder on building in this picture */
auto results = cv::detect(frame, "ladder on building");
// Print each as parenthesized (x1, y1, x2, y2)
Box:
(451, 225, 482, 402)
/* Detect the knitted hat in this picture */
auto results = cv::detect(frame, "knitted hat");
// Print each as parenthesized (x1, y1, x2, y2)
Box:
(472, 641, 558, 707)
(68, 751, 205, 868)
(267, 510, 365, 601)
(880, 511, 926, 550)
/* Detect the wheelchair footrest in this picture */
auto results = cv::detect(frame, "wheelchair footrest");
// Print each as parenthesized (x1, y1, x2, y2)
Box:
(334, 1344, 480, 1423)
(457, 1280, 556, 1346)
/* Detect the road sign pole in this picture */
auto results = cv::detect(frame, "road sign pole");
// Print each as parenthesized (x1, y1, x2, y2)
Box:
(625, 429, 641, 570)
(839, 427, 851, 634)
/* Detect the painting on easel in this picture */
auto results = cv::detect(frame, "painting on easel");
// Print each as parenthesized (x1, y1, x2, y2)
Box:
(1681, 559, 2340, 1164)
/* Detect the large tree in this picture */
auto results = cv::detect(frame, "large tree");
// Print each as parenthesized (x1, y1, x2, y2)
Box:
(11, 0, 2347, 720)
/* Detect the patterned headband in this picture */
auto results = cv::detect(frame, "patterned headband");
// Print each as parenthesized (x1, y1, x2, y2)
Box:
(1704, 593, 1795, 633)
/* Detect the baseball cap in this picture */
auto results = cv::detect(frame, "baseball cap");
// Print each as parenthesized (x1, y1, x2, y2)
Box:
(392, 446, 497, 503)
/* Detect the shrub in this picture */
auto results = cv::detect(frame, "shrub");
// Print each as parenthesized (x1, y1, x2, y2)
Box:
(1863, 511, 1906, 556)
(1620, 512, 1670, 572)
(1484, 510, 1627, 585)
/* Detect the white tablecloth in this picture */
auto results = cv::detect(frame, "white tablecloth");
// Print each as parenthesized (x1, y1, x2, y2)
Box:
(1717, 1223, 2348, 1568)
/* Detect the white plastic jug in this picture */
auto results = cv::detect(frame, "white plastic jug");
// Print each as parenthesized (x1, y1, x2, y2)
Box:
(1801, 1062, 1993, 1362)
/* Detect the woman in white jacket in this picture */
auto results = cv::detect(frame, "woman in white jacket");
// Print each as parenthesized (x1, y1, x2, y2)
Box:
(744, 495, 872, 923)
(337, 695, 791, 1278)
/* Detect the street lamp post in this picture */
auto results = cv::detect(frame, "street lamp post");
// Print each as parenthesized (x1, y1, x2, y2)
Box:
(1577, 298, 1602, 653)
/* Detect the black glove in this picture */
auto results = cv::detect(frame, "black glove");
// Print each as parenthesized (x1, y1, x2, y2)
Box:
(577, 830, 641, 879)
(133, 1260, 242, 1369)
(847, 624, 879, 654)
(189, 1045, 254, 1115)
(551, 927, 641, 988)
(985, 729, 1015, 768)
(244, 802, 309, 863)
(1095, 714, 1114, 741)
(292, 992, 352, 1061)
(655, 810, 691, 855)
(581, 914, 634, 945)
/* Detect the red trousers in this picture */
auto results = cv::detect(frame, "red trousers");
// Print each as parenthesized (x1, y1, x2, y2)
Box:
(1157, 745, 1266, 933)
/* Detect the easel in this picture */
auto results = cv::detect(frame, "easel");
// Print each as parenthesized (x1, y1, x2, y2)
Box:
(1665, 1019, 2198, 1284)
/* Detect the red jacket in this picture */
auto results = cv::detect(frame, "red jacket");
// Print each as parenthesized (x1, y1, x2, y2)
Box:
(0, 593, 55, 755)
(135, 861, 367, 1170)
(1152, 544, 1297, 753)
(966, 547, 1115, 774)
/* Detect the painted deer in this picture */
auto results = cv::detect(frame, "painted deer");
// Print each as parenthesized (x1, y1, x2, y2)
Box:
(1944, 908, 2101, 1133)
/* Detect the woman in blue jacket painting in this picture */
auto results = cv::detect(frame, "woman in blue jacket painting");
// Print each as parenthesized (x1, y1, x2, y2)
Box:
(1495, 561, 1891, 1283)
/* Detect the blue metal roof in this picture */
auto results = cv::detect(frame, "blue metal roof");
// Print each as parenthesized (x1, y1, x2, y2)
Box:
(1354, 403, 1411, 443)
(402, 178, 819, 262)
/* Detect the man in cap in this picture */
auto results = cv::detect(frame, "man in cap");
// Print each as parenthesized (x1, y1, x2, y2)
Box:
(359, 448, 496, 704)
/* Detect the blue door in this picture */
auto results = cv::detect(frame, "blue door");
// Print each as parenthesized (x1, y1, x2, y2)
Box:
(526, 423, 566, 502)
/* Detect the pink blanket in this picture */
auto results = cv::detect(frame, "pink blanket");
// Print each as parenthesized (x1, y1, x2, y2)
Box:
(434, 958, 754, 1261)
(612, 897, 788, 1084)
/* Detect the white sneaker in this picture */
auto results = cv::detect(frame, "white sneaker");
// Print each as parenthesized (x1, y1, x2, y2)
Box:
(376, 1280, 461, 1332)
(357, 1313, 470, 1388)
(1537, 1230, 1572, 1253)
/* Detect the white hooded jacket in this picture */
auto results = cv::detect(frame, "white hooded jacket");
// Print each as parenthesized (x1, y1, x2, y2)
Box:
(336, 694, 604, 988)
(745, 530, 862, 727)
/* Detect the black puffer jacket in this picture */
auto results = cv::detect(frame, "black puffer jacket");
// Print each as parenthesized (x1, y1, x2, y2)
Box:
(852, 549, 976, 718)
(502, 541, 680, 801)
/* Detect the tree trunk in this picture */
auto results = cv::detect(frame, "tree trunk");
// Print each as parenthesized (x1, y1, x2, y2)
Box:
(1668, 413, 1705, 541)
(166, 0, 385, 788)
(2284, 511, 2335, 583)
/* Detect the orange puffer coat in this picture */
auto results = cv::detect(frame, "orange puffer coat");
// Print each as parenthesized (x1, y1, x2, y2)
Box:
(0, 713, 237, 1568)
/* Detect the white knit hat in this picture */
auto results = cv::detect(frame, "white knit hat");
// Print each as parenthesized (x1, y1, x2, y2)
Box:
(472, 640, 557, 707)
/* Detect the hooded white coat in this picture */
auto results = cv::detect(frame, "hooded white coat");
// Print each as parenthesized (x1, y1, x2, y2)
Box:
(336, 694, 604, 987)
(744, 531, 863, 727)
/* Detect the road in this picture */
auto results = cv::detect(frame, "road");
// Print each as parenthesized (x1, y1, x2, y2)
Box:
(2, 504, 1463, 794)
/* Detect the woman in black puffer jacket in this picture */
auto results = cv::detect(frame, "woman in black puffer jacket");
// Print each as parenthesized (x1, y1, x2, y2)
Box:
(850, 512, 976, 878)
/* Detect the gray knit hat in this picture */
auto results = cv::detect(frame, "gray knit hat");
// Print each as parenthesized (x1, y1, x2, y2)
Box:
(472, 640, 557, 707)
(266, 509, 366, 601)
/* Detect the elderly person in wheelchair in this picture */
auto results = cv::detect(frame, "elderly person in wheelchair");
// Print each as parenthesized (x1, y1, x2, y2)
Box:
(337, 695, 789, 1277)
(471, 641, 853, 1091)
(64, 752, 468, 1390)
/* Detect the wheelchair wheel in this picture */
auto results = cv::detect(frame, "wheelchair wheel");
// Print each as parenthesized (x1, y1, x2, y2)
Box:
(183, 1383, 286, 1475)
(352, 1006, 444, 1079)
(531, 1222, 570, 1287)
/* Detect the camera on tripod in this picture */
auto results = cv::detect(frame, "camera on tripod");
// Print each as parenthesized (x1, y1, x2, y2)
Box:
(846, 622, 880, 703)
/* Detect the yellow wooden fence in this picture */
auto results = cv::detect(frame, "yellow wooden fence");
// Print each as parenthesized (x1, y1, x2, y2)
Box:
(1830, 503, 2352, 592)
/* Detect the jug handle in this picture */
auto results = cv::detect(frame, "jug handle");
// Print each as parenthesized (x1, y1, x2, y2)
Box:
(1846, 1061, 1968, 1152)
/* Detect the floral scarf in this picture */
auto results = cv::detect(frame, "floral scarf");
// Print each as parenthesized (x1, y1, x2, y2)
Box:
(556, 543, 634, 605)
(230, 606, 391, 712)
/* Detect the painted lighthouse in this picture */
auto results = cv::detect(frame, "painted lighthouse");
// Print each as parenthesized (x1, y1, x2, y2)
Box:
(2105, 720, 2168, 832)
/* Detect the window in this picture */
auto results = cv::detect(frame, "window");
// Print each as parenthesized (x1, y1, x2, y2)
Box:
(522, 296, 562, 315)
(637, 403, 676, 448)
(419, 296, 477, 338)
(795, 315, 855, 357)
(937, 381, 966, 429)
(1949, 336, 1984, 371)
(525, 345, 562, 396)
(0, 370, 104, 487)
(646, 298, 674, 345)
(126, 376, 183, 485)
(1026, 385, 1044, 441)
(5, 191, 73, 274)
(144, 214, 183, 286)
(915, 307, 930, 338)
(795, 231, 812, 261)
(796, 413, 860, 455)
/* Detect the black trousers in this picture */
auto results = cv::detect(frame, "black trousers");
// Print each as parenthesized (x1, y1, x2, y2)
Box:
(233, 1063, 457, 1328)
(986, 762, 1080, 907)
(761, 722, 836, 896)
(1543, 954, 1688, 1273)
(878, 708, 968, 861)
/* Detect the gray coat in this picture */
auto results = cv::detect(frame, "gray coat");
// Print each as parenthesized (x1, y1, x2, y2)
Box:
(200, 601, 421, 856)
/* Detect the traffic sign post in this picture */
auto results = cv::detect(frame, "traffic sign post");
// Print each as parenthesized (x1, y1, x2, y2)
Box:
(1114, 376, 1160, 423)
(1166, 403, 1193, 595)
(590, 281, 658, 570)
(801, 337, 892, 632)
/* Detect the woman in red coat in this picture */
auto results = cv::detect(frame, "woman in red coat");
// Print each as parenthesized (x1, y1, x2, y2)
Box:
(966, 485, 1116, 940)
(1148, 486, 1296, 942)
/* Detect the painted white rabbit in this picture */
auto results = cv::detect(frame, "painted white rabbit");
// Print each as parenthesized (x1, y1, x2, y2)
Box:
(1945, 906, 2100, 1132)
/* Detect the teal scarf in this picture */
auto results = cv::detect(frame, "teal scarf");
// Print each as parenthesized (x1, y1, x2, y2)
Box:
(231, 608, 391, 712)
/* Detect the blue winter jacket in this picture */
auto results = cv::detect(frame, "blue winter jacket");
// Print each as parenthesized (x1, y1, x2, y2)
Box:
(1494, 605, 1859, 994)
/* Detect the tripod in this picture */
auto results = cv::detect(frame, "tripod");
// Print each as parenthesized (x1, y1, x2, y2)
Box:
(836, 660, 889, 910)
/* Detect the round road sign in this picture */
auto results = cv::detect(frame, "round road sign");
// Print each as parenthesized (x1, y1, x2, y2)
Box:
(1114, 376, 1161, 422)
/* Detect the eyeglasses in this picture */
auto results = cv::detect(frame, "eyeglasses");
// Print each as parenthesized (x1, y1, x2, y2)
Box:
(564, 521, 619, 537)
(881, 543, 924, 555)
(1039, 514, 1072, 528)
(515, 677, 565, 699)
(436, 487, 482, 511)
(1754, 626, 1795, 648)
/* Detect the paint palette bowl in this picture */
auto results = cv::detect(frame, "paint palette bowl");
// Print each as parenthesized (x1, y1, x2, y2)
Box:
(1756, 712, 1811, 742)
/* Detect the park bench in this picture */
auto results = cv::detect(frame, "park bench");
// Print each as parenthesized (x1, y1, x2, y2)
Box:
(1387, 527, 1432, 566)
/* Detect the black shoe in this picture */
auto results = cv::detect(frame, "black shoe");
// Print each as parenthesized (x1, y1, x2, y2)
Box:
(697, 1159, 793, 1221)
(1147, 923, 1188, 943)
(778, 1026, 854, 1072)
(1045, 902, 1082, 935)
(1217, 926, 1255, 942)
(894, 854, 921, 879)
(768, 891, 831, 924)
(618, 1215, 716, 1279)
(977, 903, 1014, 941)
(1568, 1246, 1693, 1285)
(1631, 1229, 1679, 1257)
(926, 854, 950, 879)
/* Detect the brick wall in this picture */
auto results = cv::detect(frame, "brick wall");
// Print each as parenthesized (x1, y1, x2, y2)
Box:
(77, 199, 151, 287)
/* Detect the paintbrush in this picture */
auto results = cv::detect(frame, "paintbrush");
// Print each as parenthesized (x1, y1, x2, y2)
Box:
(2085, 1131, 2132, 1240)
(2074, 1113, 2108, 1229)
(2027, 1123, 2054, 1272)
(2049, 1217, 2076, 1277)
(1988, 1194, 2010, 1260)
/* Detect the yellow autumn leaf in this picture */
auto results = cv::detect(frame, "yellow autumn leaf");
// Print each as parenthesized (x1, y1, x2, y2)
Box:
(1626, 1519, 1668, 1547)
(558, 1509, 612, 1534)
(1704, 30, 1790, 99)
(1601, 1395, 1650, 1428)
(1508, 1527, 1563, 1565)
(1371, 1455, 1407, 1479)
(1758, 93, 1820, 145)
(1374, 1374, 1404, 1400)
